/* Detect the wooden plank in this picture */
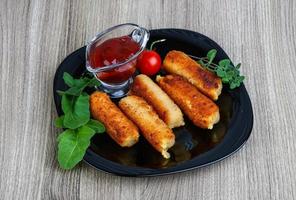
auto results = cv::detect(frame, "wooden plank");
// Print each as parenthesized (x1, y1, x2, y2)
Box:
(0, 0, 295, 199)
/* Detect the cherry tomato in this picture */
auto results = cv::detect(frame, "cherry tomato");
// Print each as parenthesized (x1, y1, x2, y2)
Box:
(137, 50, 161, 76)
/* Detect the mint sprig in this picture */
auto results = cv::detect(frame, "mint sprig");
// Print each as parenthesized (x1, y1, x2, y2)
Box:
(197, 49, 245, 89)
(55, 72, 105, 170)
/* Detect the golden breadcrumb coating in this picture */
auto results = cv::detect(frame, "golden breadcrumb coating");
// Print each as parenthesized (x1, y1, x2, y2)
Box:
(130, 74, 184, 128)
(163, 50, 222, 100)
(119, 95, 175, 158)
(156, 75, 220, 129)
(90, 91, 139, 147)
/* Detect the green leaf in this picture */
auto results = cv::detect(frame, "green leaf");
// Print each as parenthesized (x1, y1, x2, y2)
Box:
(57, 126, 95, 169)
(76, 125, 97, 145)
(207, 49, 217, 64)
(219, 59, 231, 69)
(73, 78, 89, 88)
(87, 77, 101, 87)
(64, 77, 99, 96)
(63, 94, 90, 129)
(57, 129, 74, 143)
(55, 115, 65, 128)
(63, 72, 75, 87)
(226, 70, 235, 78)
(230, 83, 235, 89)
(61, 94, 75, 114)
(230, 81, 240, 89)
(233, 68, 240, 76)
(60, 73, 100, 98)
(236, 63, 241, 69)
(64, 78, 97, 96)
(216, 68, 226, 77)
(238, 75, 245, 82)
(62, 87, 83, 96)
(86, 119, 105, 133)
(222, 77, 230, 83)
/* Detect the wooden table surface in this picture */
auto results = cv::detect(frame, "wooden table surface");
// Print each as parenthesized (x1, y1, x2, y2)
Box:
(1, 0, 296, 199)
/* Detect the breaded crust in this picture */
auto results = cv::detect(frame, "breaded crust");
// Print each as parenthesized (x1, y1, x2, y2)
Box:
(90, 91, 139, 147)
(130, 74, 184, 128)
(163, 50, 222, 100)
(156, 75, 220, 129)
(119, 95, 175, 158)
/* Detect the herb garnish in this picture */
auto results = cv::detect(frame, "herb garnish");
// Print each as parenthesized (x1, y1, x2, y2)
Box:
(194, 49, 245, 89)
(149, 38, 245, 89)
(55, 73, 105, 169)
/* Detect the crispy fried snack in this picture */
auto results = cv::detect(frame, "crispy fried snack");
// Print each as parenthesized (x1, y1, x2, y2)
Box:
(90, 91, 139, 147)
(119, 95, 175, 158)
(163, 50, 222, 100)
(130, 74, 184, 128)
(156, 75, 220, 129)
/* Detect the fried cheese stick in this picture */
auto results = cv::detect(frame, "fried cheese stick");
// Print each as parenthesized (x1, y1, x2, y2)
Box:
(119, 95, 175, 158)
(163, 50, 222, 100)
(90, 91, 139, 147)
(130, 74, 184, 128)
(156, 75, 220, 129)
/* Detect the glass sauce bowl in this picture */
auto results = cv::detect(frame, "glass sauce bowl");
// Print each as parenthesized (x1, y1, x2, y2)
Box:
(86, 23, 149, 98)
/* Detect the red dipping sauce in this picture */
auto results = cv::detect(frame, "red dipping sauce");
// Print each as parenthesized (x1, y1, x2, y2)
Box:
(88, 35, 140, 84)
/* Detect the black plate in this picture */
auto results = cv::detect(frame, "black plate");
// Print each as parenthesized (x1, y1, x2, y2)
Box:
(53, 29, 253, 176)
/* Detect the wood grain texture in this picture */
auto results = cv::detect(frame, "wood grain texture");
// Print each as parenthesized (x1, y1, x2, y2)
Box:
(1, 0, 296, 199)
